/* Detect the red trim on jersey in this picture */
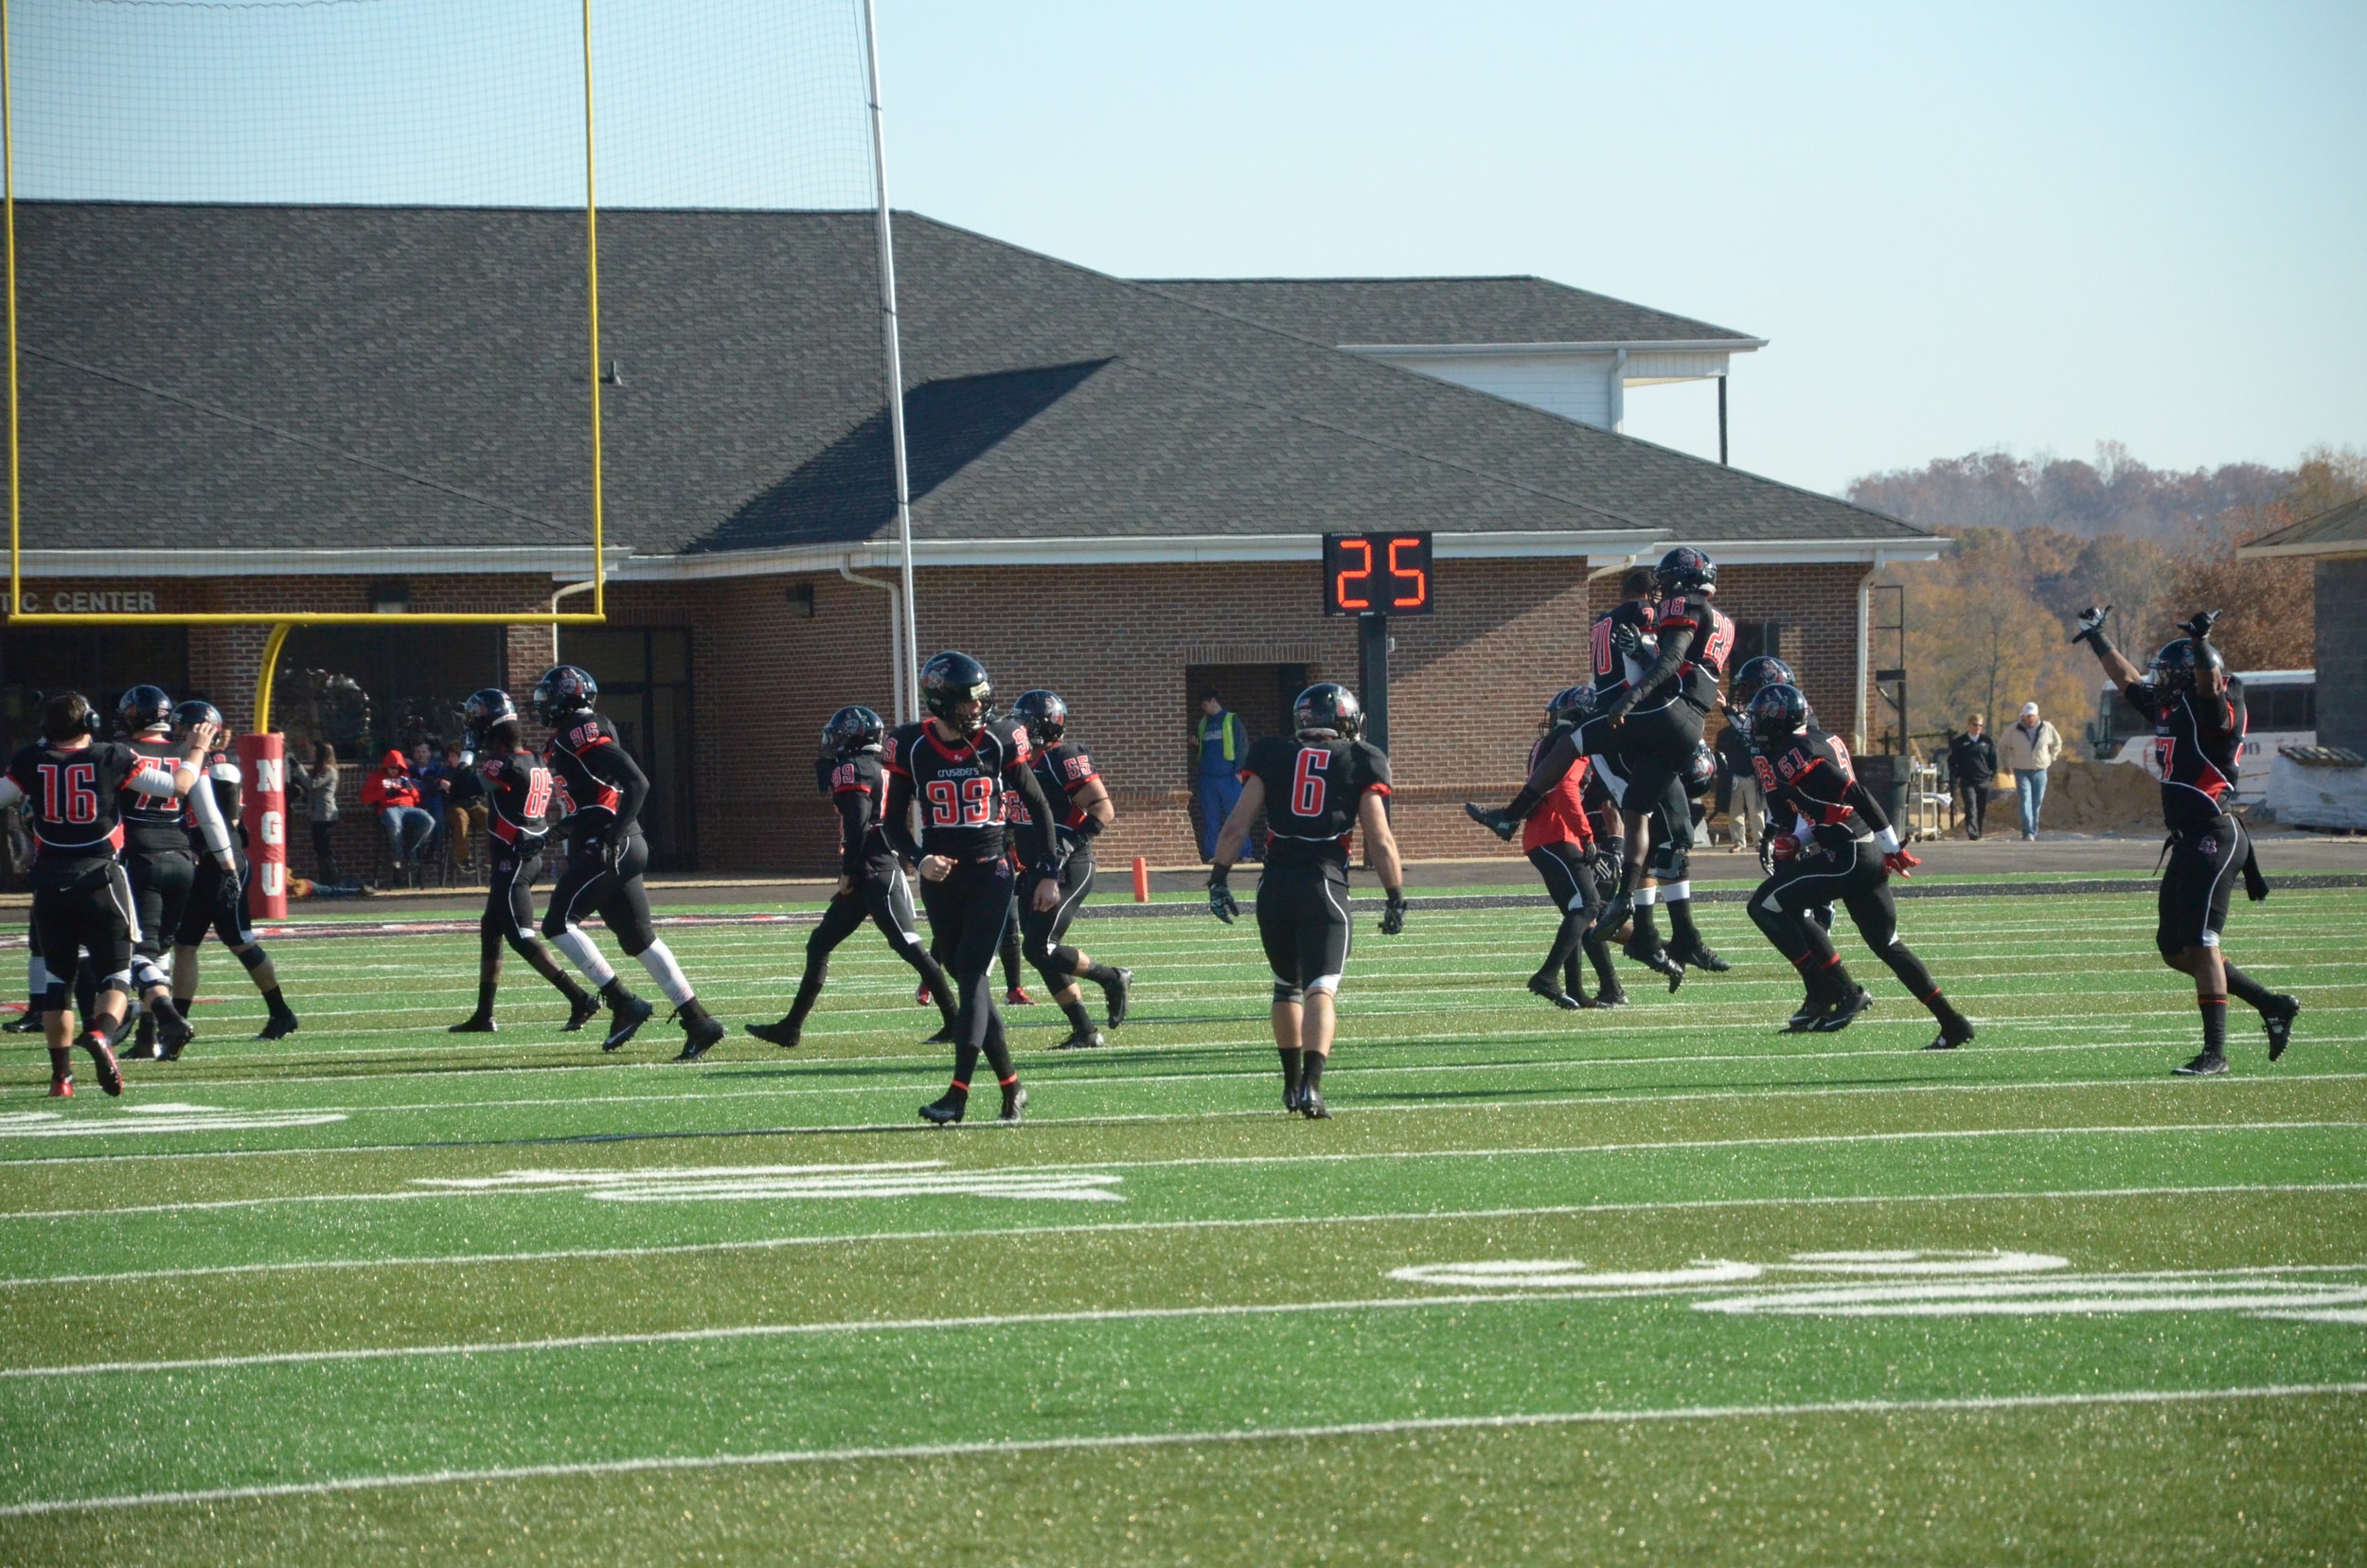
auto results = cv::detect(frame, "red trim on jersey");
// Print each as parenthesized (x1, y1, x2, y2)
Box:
(1365, 780, 1392, 797)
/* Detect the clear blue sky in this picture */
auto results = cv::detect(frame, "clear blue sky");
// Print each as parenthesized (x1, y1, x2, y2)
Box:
(23, 0, 2365, 495)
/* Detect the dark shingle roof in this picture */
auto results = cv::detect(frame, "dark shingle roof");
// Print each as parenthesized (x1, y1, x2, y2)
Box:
(2240, 495, 2367, 553)
(1135, 276, 1760, 347)
(11, 204, 1913, 557)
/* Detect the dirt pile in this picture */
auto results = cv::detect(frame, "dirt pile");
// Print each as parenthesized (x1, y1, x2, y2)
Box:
(1984, 759, 2160, 836)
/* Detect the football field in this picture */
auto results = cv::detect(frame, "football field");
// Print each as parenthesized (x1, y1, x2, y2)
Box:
(1, 883, 2362, 1563)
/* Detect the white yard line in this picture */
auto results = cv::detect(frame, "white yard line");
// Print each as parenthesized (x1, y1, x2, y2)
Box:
(6, 1181, 2364, 1292)
(0, 1123, 2356, 1221)
(3, 1381, 2360, 1518)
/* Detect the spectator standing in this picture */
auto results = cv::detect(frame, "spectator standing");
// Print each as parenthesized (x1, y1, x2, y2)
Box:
(294, 742, 342, 882)
(1191, 692, 1249, 862)
(362, 747, 435, 871)
(1714, 719, 1760, 851)
(1999, 701, 2062, 841)
(1947, 715, 1999, 840)
(443, 741, 488, 871)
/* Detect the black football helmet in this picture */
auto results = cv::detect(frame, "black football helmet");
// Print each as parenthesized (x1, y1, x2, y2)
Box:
(532, 666, 597, 723)
(1684, 739, 1718, 794)
(919, 651, 993, 727)
(462, 688, 517, 752)
(170, 699, 223, 744)
(1010, 689, 1067, 745)
(1293, 682, 1361, 739)
(2149, 635, 2226, 693)
(1656, 546, 1717, 596)
(1546, 684, 1598, 727)
(116, 684, 174, 733)
(1748, 683, 1812, 748)
(823, 704, 885, 756)
(1730, 655, 1795, 704)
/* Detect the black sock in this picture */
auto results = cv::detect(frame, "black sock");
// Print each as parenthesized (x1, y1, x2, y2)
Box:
(679, 996, 713, 1027)
(2199, 994, 2228, 1054)
(261, 985, 292, 1017)
(1059, 997, 1095, 1036)
(1301, 1051, 1326, 1093)
(785, 964, 828, 1030)
(1630, 903, 1661, 949)
(84, 1014, 119, 1049)
(1926, 989, 1967, 1028)
(601, 977, 638, 1007)
(1665, 900, 1700, 947)
(1587, 935, 1620, 990)
(2220, 964, 2273, 1014)
(982, 1019, 1016, 1082)
(475, 977, 498, 1018)
(1078, 959, 1120, 987)
(47, 1045, 69, 1079)
(1277, 1045, 1303, 1099)
(1540, 911, 1586, 983)
(952, 1041, 983, 1086)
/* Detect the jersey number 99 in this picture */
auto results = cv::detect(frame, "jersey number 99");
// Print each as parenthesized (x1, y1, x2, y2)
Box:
(926, 775, 998, 828)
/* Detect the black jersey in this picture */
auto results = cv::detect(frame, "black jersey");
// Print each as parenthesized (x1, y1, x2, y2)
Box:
(543, 712, 647, 840)
(122, 735, 191, 857)
(823, 749, 897, 879)
(882, 717, 1056, 864)
(1240, 733, 1392, 867)
(1751, 727, 1888, 839)
(479, 748, 557, 849)
(1650, 592, 1737, 712)
(2124, 676, 2247, 834)
(5, 740, 174, 885)
(1591, 600, 1657, 698)
(1028, 740, 1099, 853)
(180, 756, 244, 851)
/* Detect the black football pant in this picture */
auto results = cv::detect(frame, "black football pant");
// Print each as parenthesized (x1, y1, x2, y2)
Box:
(1528, 842, 1617, 996)
(25, 918, 98, 1021)
(2157, 815, 2242, 960)
(543, 833, 656, 955)
(34, 864, 136, 1012)
(176, 854, 258, 951)
(1255, 862, 1353, 1003)
(127, 847, 195, 973)
(1612, 704, 1703, 886)
(791, 867, 954, 1032)
(917, 857, 1018, 1088)
(1748, 838, 1947, 1016)
(1020, 852, 1096, 991)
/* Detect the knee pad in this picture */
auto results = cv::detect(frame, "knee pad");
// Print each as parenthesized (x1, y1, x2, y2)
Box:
(235, 944, 269, 972)
(131, 957, 169, 991)
(99, 971, 133, 996)
(1272, 981, 1304, 1007)
(504, 929, 543, 959)
(1306, 973, 1342, 997)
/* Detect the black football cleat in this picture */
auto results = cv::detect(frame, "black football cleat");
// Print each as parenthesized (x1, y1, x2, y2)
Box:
(257, 1011, 300, 1042)
(672, 1010, 727, 1062)
(1668, 940, 1732, 973)
(922, 1023, 956, 1045)
(2263, 995, 2300, 1061)
(998, 1084, 1028, 1123)
(1811, 987, 1874, 1034)
(3, 1011, 44, 1034)
(2174, 1050, 2230, 1078)
(602, 992, 655, 1052)
(125, 1014, 160, 1061)
(1464, 801, 1518, 842)
(1527, 973, 1583, 1011)
(1052, 1025, 1106, 1050)
(562, 993, 603, 1033)
(1625, 937, 1684, 993)
(1786, 998, 1824, 1033)
(1101, 968, 1134, 1028)
(918, 1091, 967, 1126)
(744, 1019, 801, 1050)
(1593, 984, 1628, 1009)
(157, 1010, 194, 1060)
(80, 1035, 124, 1097)
(1298, 1087, 1330, 1119)
(1282, 1083, 1303, 1113)
(1591, 892, 1634, 943)
(449, 1014, 498, 1034)
(1922, 1020, 1977, 1051)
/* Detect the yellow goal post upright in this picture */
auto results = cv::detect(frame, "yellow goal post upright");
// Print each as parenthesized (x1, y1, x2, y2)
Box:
(0, 0, 612, 734)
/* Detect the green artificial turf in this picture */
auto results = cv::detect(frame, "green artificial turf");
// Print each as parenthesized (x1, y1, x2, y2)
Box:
(0, 888, 2360, 1563)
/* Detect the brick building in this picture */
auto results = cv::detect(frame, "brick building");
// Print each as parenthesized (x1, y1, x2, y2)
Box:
(6, 203, 1935, 874)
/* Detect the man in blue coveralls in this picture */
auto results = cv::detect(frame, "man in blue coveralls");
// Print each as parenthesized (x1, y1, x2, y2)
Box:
(1192, 691, 1248, 862)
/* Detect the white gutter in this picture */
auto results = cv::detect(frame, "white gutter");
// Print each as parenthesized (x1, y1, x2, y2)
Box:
(2235, 540, 2367, 561)
(13, 547, 629, 578)
(837, 560, 908, 723)
(1340, 337, 1769, 357)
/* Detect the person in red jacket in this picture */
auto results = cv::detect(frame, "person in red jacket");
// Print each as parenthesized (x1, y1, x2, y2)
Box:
(362, 747, 435, 871)
(1469, 686, 1625, 1009)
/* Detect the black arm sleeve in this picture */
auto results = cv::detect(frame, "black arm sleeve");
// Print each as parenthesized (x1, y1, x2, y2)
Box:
(833, 788, 874, 878)
(578, 740, 650, 839)
(1625, 620, 1696, 705)
(1004, 749, 1062, 868)
(1504, 729, 1584, 820)
(881, 771, 923, 864)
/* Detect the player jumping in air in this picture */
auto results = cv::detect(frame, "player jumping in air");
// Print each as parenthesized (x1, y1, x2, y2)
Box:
(168, 703, 300, 1043)
(116, 686, 201, 1060)
(1007, 689, 1132, 1050)
(881, 651, 1065, 1125)
(2073, 606, 2298, 1075)
(533, 665, 727, 1061)
(1207, 683, 1405, 1118)
(1465, 685, 1622, 1008)
(1, 692, 218, 1095)
(447, 688, 600, 1034)
(747, 705, 960, 1051)
(1743, 683, 1975, 1048)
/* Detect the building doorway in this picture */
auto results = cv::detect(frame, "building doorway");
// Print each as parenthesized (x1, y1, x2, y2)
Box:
(1184, 663, 1308, 856)
(560, 628, 697, 871)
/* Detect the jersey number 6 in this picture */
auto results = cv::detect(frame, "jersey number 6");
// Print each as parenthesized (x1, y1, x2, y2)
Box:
(1291, 747, 1331, 816)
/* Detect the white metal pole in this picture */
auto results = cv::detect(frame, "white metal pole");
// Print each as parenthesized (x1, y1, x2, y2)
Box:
(860, 0, 921, 722)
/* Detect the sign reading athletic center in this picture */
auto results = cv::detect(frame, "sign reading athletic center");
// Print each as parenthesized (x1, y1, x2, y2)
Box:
(16, 590, 161, 615)
(1321, 531, 1433, 617)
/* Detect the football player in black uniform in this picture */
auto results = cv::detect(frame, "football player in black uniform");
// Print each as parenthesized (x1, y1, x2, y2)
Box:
(115, 686, 200, 1060)
(2073, 606, 2297, 1075)
(1207, 683, 1404, 1118)
(447, 689, 599, 1034)
(1008, 689, 1132, 1050)
(168, 703, 301, 1043)
(1465, 685, 1623, 1008)
(1744, 684, 1975, 1048)
(1, 692, 215, 1095)
(1722, 655, 1830, 1025)
(1596, 547, 1735, 977)
(533, 666, 727, 1061)
(881, 651, 1065, 1125)
(747, 705, 959, 1051)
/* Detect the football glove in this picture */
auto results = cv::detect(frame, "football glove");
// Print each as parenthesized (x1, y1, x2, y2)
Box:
(600, 830, 628, 875)
(1767, 833, 1801, 864)
(215, 868, 245, 913)
(2070, 604, 2111, 646)
(1610, 620, 1647, 658)
(1379, 890, 1407, 935)
(1882, 846, 1921, 878)
(2182, 608, 2222, 642)
(1207, 868, 1239, 925)
(1757, 831, 1779, 876)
